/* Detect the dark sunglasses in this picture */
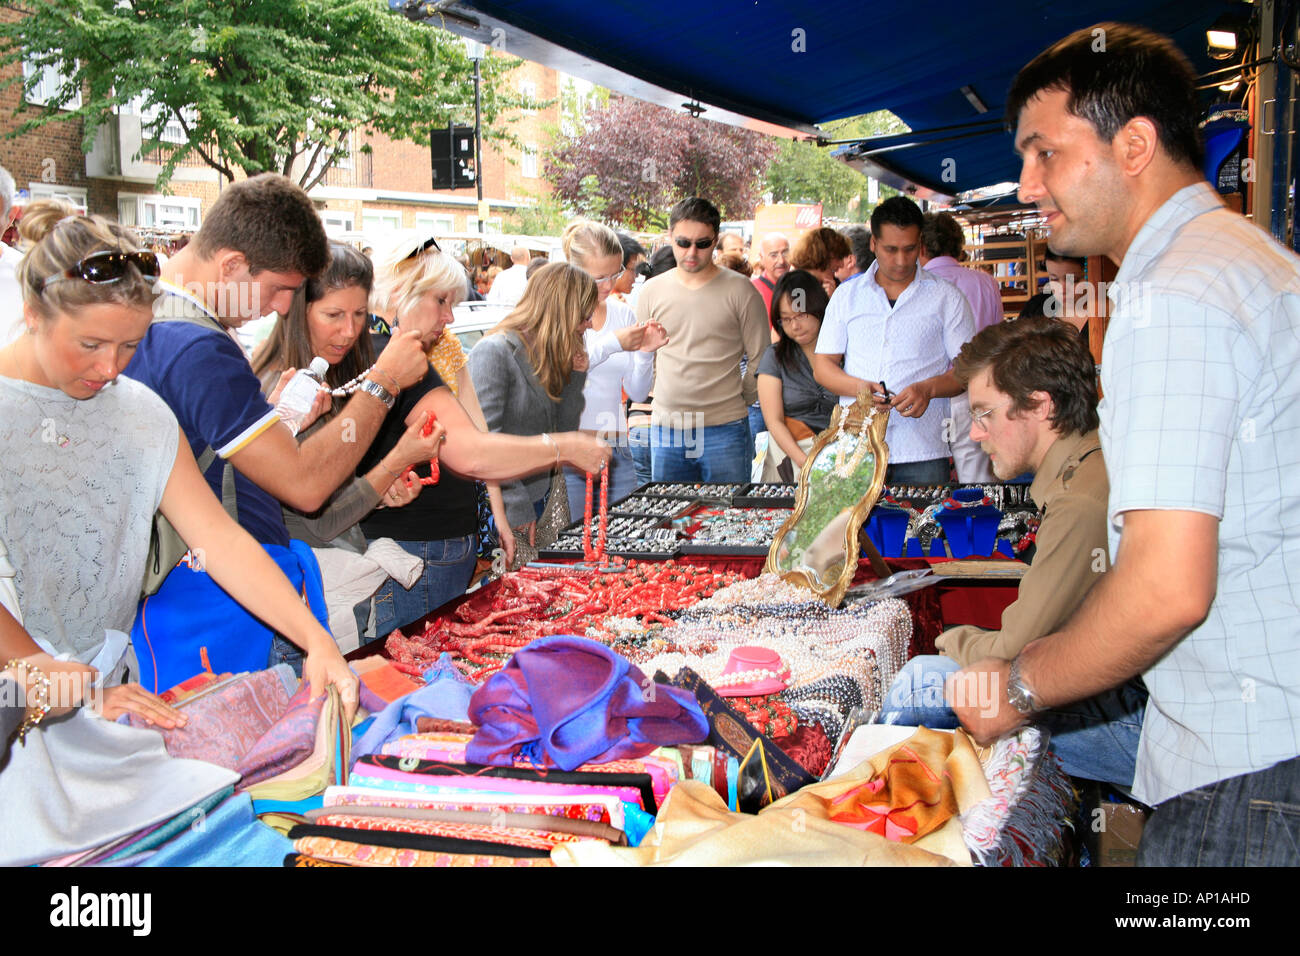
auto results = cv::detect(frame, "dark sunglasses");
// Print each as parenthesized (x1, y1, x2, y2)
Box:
(672, 236, 715, 250)
(41, 251, 161, 291)
(404, 235, 442, 260)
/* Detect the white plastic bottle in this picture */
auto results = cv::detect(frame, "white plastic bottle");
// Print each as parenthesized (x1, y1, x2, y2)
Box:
(275, 356, 329, 437)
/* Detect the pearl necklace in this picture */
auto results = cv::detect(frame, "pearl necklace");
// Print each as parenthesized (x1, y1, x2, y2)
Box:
(713, 666, 792, 688)
(831, 406, 877, 478)
(319, 363, 378, 398)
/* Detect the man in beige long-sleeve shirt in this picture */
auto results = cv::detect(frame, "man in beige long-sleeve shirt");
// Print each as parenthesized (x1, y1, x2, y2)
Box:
(637, 197, 770, 483)
(879, 317, 1147, 787)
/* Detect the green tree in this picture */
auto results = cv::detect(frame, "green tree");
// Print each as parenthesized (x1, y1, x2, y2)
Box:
(0, 0, 533, 190)
(822, 109, 909, 142)
(503, 192, 569, 235)
(764, 139, 868, 218)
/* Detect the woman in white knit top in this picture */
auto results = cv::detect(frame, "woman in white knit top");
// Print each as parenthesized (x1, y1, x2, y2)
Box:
(0, 215, 359, 731)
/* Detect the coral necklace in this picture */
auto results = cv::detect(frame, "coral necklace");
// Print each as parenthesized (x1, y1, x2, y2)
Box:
(582, 463, 609, 563)
(403, 411, 441, 488)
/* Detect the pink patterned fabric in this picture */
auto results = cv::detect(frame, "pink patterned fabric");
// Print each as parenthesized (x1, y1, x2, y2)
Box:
(236, 683, 323, 786)
(128, 669, 291, 771)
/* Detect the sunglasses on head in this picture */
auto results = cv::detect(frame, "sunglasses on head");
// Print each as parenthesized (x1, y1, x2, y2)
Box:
(41, 251, 161, 291)
(673, 236, 715, 250)
(404, 235, 442, 260)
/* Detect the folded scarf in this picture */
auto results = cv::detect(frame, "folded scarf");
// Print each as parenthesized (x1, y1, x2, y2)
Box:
(467, 635, 707, 771)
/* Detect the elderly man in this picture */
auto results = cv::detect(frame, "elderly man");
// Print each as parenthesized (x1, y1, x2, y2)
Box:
(751, 232, 791, 316)
(485, 245, 532, 306)
(952, 22, 1300, 866)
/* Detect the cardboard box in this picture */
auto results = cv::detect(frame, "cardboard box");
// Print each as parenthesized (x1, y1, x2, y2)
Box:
(1094, 801, 1148, 867)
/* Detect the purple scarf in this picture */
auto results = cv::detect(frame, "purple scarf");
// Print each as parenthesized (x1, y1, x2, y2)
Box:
(467, 635, 708, 771)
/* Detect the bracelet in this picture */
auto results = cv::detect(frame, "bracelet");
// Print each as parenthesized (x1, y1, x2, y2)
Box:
(358, 378, 396, 410)
(3, 658, 51, 743)
(379, 461, 404, 481)
(369, 367, 401, 395)
(540, 432, 560, 466)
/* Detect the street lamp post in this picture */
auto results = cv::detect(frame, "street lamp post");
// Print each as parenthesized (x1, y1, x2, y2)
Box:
(464, 38, 486, 236)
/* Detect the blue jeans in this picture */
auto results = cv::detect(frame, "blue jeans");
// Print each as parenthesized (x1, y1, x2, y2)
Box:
(1138, 756, 1300, 866)
(628, 425, 652, 487)
(747, 402, 766, 458)
(879, 655, 1146, 788)
(564, 443, 638, 519)
(651, 417, 751, 483)
(368, 534, 477, 636)
(886, 457, 952, 485)
(269, 634, 305, 678)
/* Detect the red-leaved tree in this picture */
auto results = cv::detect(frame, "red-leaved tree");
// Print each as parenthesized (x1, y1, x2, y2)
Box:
(545, 96, 777, 229)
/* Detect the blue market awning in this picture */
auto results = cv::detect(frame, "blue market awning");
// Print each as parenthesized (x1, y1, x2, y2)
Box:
(402, 1, 1243, 196)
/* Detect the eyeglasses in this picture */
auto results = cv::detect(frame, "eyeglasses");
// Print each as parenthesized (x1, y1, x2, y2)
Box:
(673, 236, 715, 250)
(970, 400, 1011, 427)
(403, 235, 442, 260)
(778, 312, 816, 325)
(41, 251, 161, 291)
(590, 267, 625, 286)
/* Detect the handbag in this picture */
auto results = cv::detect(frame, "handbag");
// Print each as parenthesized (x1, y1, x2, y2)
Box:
(141, 298, 239, 597)
(142, 445, 237, 596)
(132, 539, 331, 694)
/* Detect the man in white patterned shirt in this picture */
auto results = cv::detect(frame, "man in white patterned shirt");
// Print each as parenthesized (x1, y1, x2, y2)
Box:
(952, 22, 1300, 866)
(813, 196, 975, 485)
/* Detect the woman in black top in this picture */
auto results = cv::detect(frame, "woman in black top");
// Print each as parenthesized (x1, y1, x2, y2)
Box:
(757, 270, 839, 482)
(261, 237, 608, 638)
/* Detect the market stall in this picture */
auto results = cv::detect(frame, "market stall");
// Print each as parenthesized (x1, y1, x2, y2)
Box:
(4, 400, 1075, 868)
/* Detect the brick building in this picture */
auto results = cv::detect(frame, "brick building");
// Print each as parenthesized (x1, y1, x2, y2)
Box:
(312, 58, 563, 241)
(0, 12, 563, 246)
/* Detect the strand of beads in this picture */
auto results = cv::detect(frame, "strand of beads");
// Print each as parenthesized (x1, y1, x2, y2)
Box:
(582, 464, 609, 563)
(402, 410, 441, 488)
(317, 363, 378, 397)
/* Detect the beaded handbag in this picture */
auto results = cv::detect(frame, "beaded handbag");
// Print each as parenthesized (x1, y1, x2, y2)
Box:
(507, 470, 571, 571)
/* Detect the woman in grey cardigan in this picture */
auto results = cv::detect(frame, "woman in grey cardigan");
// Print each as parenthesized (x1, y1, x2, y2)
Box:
(467, 263, 599, 565)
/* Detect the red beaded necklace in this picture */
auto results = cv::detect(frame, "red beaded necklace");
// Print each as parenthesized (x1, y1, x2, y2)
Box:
(403, 411, 441, 488)
(582, 463, 609, 563)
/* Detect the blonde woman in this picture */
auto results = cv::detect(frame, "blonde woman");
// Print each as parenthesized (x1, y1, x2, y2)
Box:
(0, 215, 358, 724)
(467, 263, 605, 563)
(560, 220, 668, 518)
(365, 238, 607, 631)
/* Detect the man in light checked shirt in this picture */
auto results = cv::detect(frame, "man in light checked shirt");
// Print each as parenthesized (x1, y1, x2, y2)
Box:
(950, 22, 1300, 866)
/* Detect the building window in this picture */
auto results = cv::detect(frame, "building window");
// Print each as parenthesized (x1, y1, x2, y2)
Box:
(22, 56, 81, 110)
(333, 131, 354, 171)
(519, 80, 537, 115)
(30, 184, 87, 214)
(521, 144, 538, 179)
(466, 216, 503, 235)
(415, 213, 455, 235)
(321, 211, 355, 236)
(128, 95, 196, 144)
(116, 194, 200, 231)
(362, 211, 402, 238)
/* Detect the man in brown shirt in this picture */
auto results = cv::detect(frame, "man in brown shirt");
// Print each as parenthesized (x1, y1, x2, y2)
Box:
(637, 197, 770, 482)
(879, 317, 1146, 787)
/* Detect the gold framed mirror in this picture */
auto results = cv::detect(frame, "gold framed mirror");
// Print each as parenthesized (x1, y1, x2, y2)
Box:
(765, 395, 890, 607)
